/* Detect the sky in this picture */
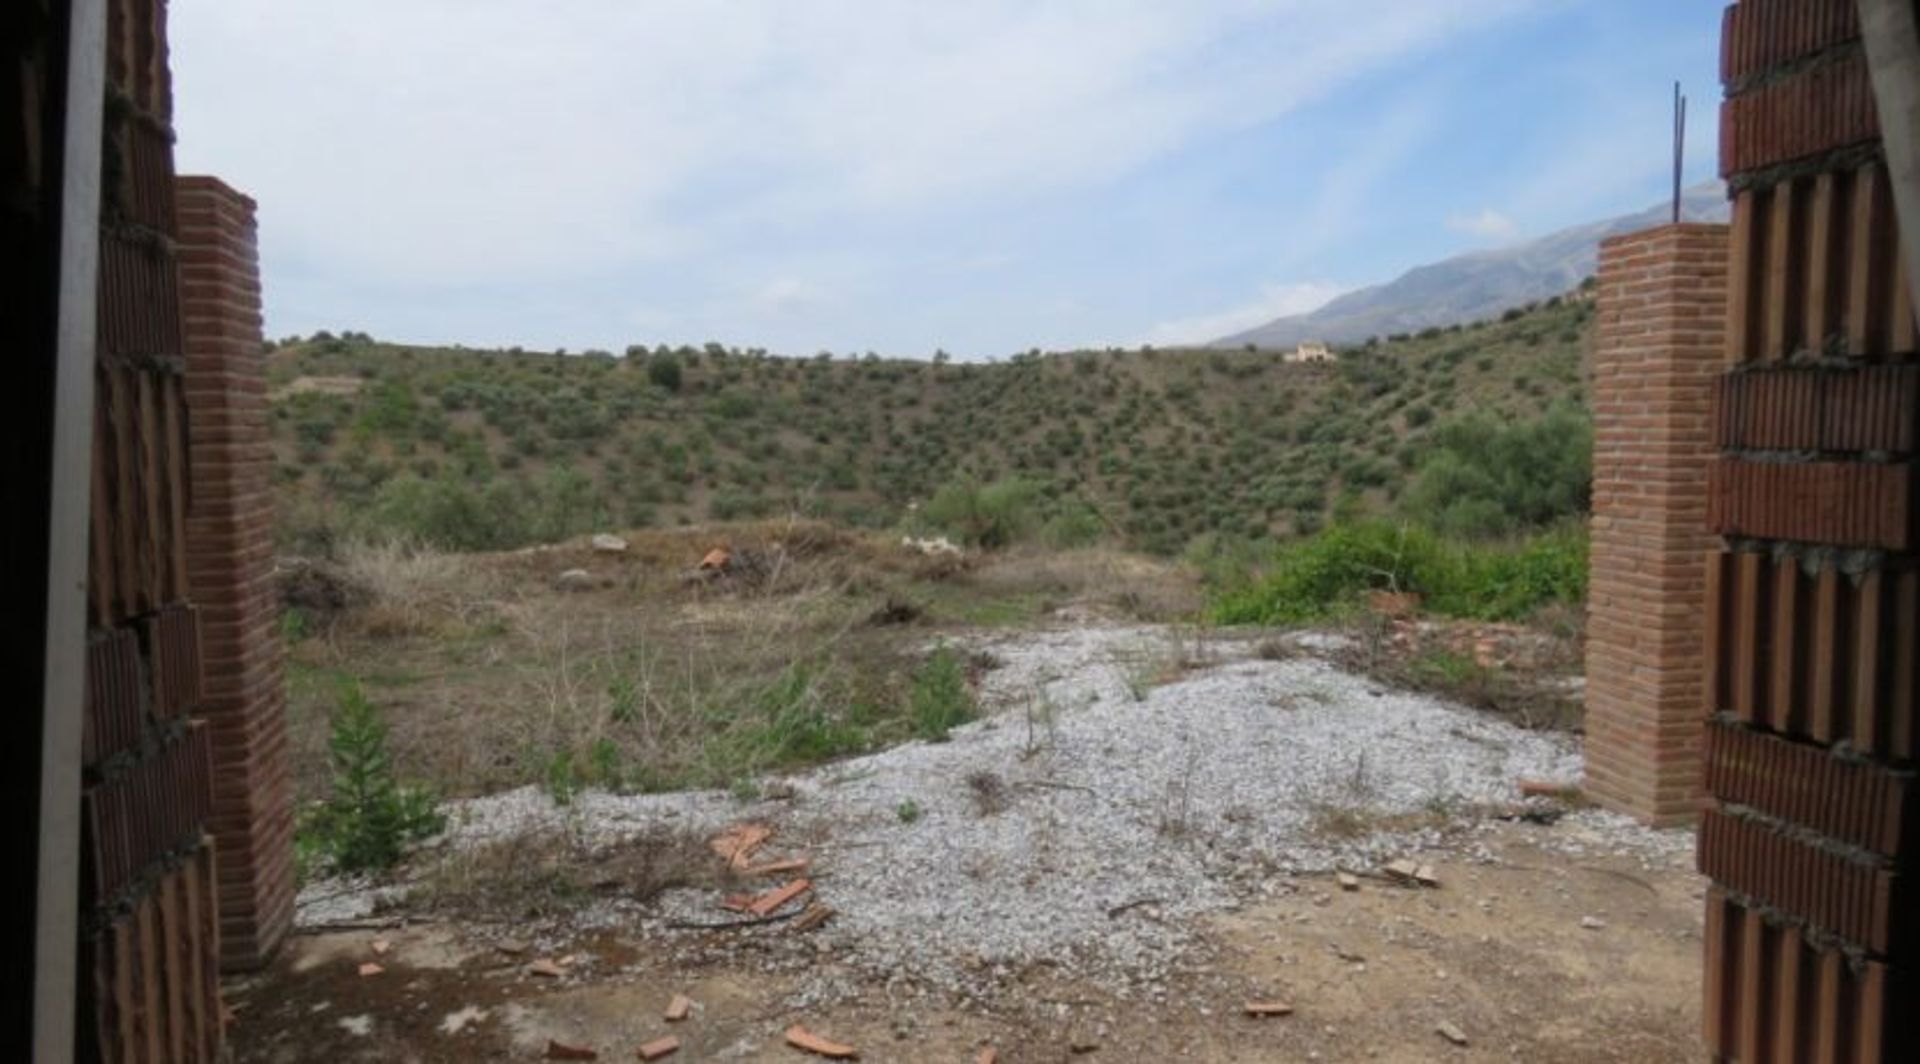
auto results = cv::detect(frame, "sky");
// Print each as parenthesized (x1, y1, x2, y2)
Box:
(170, 1, 1725, 359)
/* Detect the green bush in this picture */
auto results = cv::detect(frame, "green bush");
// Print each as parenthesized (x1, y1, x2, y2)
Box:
(921, 477, 1043, 549)
(646, 356, 684, 392)
(1401, 405, 1591, 538)
(1038, 500, 1105, 548)
(301, 681, 443, 874)
(1209, 520, 1586, 625)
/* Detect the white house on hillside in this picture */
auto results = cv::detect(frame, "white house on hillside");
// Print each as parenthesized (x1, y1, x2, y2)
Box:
(1285, 341, 1334, 364)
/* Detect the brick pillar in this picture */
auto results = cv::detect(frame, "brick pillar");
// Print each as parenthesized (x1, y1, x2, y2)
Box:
(1583, 223, 1729, 826)
(1698, 5, 1919, 1056)
(176, 176, 294, 970)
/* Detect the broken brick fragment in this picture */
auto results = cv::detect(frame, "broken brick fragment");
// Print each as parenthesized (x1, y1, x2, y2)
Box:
(785, 1024, 858, 1058)
(546, 1039, 598, 1060)
(791, 902, 836, 932)
(710, 822, 772, 870)
(637, 1035, 681, 1060)
(748, 878, 813, 916)
(746, 857, 811, 877)
(1245, 1001, 1294, 1017)
(664, 994, 693, 1022)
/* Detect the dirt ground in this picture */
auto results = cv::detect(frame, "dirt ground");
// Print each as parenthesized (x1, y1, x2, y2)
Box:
(226, 820, 1703, 1063)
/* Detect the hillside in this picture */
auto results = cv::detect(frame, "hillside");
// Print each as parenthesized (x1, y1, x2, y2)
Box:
(268, 295, 1593, 556)
(1212, 182, 1727, 349)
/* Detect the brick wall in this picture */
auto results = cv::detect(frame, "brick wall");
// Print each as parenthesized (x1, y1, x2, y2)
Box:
(1584, 223, 1730, 825)
(1701, 2, 1919, 1060)
(79, 1, 229, 1057)
(177, 176, 295, 972)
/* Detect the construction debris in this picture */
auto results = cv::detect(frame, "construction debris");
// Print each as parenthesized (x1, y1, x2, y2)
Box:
(545, 1039, 598, 1060)
(369, 938, 390, 955)
(747, 878, 813, 917)
(746, 857, 811, 877)
(710, 823, 772, 870)
(1518, 779, 1578, 799)
(526, 959, 566, 978)
(1436, 1021, 1470, 1047)
(790, 902, 836, 932)
(590, 534, 628, 554)
(698, 548, 732, 572)
(663, 994, 693, 1022)
(637, 1035, 681, 1060)
(1413, 865, 1440, 887)
(356, 962, 383, 977)
(1244, 1001, 1295, 1018)
(976, 1048, 998, 1064)
(785, 1023, 858, 1059)
(1336, 872, 1360, 891)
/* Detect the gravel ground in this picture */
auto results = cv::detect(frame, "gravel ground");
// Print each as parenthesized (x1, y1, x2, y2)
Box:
(297, 624, 1692, 1003)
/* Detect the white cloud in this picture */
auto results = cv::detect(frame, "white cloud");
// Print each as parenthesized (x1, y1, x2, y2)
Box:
(1445, 207, 1521, 242)
(1141, 282, 1349, 347)
(170, 1, 1539, 291)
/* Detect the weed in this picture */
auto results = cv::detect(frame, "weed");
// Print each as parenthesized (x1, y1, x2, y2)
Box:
(896, 798, 922, 823)
(909, 646, 977, 741)
(964, 770, 1008, 816)
(544, 749, 579, 805)
(1021, 683, 1061, 758)
(588, 738, 624, 791)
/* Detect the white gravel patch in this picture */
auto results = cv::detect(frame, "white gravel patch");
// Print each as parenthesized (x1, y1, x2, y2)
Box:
(300, 624, 1689, 1000)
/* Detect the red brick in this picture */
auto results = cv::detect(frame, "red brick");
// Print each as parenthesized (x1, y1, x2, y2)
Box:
(1720, 49, 1879, 178)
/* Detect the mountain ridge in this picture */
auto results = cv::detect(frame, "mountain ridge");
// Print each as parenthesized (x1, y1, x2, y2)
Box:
(1211, 182, 1730, 349)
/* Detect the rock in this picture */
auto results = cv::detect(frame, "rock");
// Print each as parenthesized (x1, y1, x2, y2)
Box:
(1436, 1021, 1469, 1047)
(1245, 1001, 1294, 1017)
(590, 533, 628, 554)
(1581, 916, 1607, 930)
(1336, 873, 1360, 891)
(1413, 865, 1440, 887)
(663, 994, 693, 1022)
(356, 962, 383, 977)
(555, 569, 595, 592)
(545, 1039, 598, 1060)
(1383, 859, 1420, 883)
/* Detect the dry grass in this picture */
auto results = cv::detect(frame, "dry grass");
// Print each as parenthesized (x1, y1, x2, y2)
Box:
(411, 824, 721, 920)
(283, 521, 1200, 812)
(960, 548, 1203, 622)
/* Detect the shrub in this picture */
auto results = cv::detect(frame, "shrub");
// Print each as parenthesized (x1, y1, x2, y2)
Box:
(1401, 405, 1592, 538)
(647, 356, 684, 392)
(1038, 500, 1105, 548)
(1209, 520, 1586, 625)
(921, 477, 1043, 549)
(301, 681, 443, 874)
